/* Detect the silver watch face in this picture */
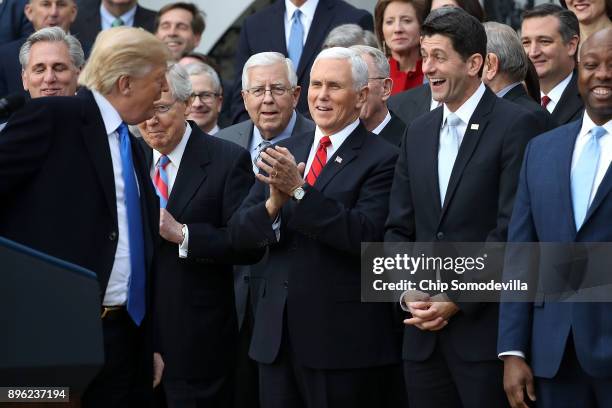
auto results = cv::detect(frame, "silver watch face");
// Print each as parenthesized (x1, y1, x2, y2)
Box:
(294, 187, 305, 200)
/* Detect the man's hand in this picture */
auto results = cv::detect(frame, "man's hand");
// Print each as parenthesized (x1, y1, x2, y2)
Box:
(265, 183, 290, 219)
(257, 146, 306, 195)
(503, 355, 536, 408)
(159, 208, 183, 244)
(153, 352, 164, 388)
(403, 298, 459, 331)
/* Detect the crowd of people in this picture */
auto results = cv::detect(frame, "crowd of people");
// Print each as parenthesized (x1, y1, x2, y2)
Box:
(0, 0, 611, 407)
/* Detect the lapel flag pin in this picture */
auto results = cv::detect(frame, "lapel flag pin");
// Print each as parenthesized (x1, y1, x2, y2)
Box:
(470, 124, 479, 130)
(335, 156, 343, 164)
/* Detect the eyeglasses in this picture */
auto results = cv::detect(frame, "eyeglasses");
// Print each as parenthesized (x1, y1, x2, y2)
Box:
(368, 76, 388, 81)
(245, 85, 293, 98)
(191, 91, 220, 104)
(153, 99, 178, 115)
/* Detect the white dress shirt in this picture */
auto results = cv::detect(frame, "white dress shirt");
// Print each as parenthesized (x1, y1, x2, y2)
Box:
(440, 82, 486, 147)
(304, 119, 359, 175)
(151, 123, 193, 258)
(371, 111, 392, 135)
(208, 124, 220, 135)
(100, 3, 137, 30)
(284, 0, 319, 47)
(93, 91, 134, 306)
(541, 71, 573, 114)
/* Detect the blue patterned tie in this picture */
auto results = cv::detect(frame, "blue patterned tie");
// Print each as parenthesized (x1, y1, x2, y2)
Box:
(571, 126, 607, 230)
(438, 113, 462, 204)
(153, 155, 171, 208)
(117, 123, 146, 325)
(288, 9, 304, 69)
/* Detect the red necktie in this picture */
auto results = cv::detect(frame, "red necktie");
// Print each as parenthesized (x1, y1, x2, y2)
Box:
(153, 155, 170, 208)
(541, 95, 551, 109)
(306, 136, 331, 186)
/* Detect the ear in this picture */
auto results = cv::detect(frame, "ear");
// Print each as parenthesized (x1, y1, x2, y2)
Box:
(292, 85, 301, 109)
(381, 78, 393, 102)
(193, 34, 202, 48)
(183, 100, 191, 117)
(355, 85, 369, 110)
(117, 75, 132, 96)
(241, 89, 248, 110)
(567, 35, 580, 58)
(216, 94, 223, 113)
(21, 69, 29, 92)
(467, 53, 484, 78)
(484, 53, 499, 82)
(70, 4, 78, 24)
(24, 4, 33, 22)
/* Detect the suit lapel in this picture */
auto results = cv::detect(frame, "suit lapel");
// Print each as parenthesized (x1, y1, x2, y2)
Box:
(167, 126, 210, 218)
(553, 71, 582, 125)
(583, 126, 612, 228)
(298, 0, 334, 79)
(556, 121, 581, 232)
(314, 124, 364, 191)
(423, 108, 443, 215)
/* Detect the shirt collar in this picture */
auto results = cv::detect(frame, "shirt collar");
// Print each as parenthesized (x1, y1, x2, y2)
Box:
(371, 111, 392, 135)
(285, 0, 318, 22)
(100, 3, 137, 28)
(92, 90, 123, 135)
(578, 111, 612, 141)
(313, 118, 360, 150)
(208, 124, 220, 135)
(496, 82, 522, 98)
(152, 122, 192, 169)
(542, 71, 573, 104)
(443, 82, 486, 126)
(251, 110, 297, 151)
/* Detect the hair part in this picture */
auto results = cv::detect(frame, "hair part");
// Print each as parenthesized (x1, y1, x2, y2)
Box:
(184, 62, 222, 94)
(484, 21, 528, 83)
(350, 44, 390, 77)
(241, 51, 297, 90)
(522, 4, 580, 44)
(19, 26, 85, 70)
(313, 47, 369, 90)
(155, 2, 206, 35)
(79, 27, 170, 94)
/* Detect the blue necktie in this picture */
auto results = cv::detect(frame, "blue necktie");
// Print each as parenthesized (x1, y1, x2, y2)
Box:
(288, 9, 304, 69)
(153, 155, 171, 208)
(438, 113, 462, 204)
(117, 123, 146, 325)
(571, 126, 607, 229)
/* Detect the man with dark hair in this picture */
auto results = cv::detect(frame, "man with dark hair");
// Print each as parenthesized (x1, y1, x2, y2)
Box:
(521, 3, 584, 125)
(499, 27, 612, 408)
(155, 2, 205, 61)
(385, 7, 541, 408)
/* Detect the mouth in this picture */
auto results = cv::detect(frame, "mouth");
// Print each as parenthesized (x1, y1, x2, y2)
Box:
(573, 3, 590, 12)
(591, 86, 611, 99)
(315, 106, 332, 112)
(164, 38, 183, 49)
(260, 111, 279, 117)
(429, 78, 446, 90)
(40, 88, 62, 95)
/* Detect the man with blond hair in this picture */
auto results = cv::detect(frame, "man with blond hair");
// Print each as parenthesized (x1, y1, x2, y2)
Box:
(0, 27, 169, 407)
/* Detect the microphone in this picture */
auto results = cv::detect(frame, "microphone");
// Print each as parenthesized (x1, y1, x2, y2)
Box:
(0, 93, 26, 119)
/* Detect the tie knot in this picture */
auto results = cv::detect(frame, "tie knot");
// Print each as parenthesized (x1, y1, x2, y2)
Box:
(111, 17, 124, 27)
(292, 9, 302, 21)
(157, 155, 170, 168)
(116, 122, 129, 139)
(591, 126, 607, 140)
(541, 95, 551, 108)
(446, 113, 461, 128)
(319, 136, 332, 149)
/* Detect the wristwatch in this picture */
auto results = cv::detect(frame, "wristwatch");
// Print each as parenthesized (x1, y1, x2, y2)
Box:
(291, 185, 306, 202)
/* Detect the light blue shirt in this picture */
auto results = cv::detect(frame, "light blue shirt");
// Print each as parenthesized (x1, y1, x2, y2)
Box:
(249, 110, 297, 173)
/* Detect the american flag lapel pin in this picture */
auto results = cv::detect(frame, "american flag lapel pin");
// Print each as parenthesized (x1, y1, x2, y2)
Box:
(335, 156, 343, 164)
(470, 123, 479, 130)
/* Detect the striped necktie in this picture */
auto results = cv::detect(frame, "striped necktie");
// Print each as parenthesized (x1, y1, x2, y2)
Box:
(153, 155, 171, 208)
(306, 136, 331, 186)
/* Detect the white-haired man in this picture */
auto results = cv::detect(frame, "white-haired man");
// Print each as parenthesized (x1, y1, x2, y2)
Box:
(185, 62, 223, 135)
(229, 47, 402, 407)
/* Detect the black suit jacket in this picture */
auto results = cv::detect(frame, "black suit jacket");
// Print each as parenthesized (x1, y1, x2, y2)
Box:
(230, 0, 373, 122)
(0, 38, 25, 98)
(0, 0, 32, 46)
(378, 111, 407, 147)
(71, 3, 157, 52)
(387, 83, 432, 130)
(385, 87, 542, 362)
(230, 123, 401, 369)
(550, 70, 584, 126)
(0, 87, 159, 309)
(503, 83, 554, 133)
(140, 123, 255, 380)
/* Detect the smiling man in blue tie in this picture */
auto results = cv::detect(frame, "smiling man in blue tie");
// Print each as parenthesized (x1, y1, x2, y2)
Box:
(0, 27, 169, 407)
(499, 26, 612, 408)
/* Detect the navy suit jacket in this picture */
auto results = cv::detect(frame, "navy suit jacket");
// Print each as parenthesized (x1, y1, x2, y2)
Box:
(387, 83, 432, 130)
(550, 71, 584, 127)
(498, 118, 612, 379)
(230, 0, 373, 123)
(140, 123, 256, 380)
(0, 0, 32, 46)
(0, 37, 25, 98)
(230, 123, 401, 369)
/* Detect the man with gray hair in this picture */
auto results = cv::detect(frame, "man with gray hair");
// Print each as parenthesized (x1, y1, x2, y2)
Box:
(230, 46, 402, 407)
(322, 23, 378, 49)
(138, 63, 254, 407)
(352, 44, 406, 146)
(482, 21, 552, 132)
(185, 62, 223, 134)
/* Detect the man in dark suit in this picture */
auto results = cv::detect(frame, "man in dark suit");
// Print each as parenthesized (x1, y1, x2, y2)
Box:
(0, 0, 32, 45)
(351, 44, 406, 147)
(230, 0, 373, 123)
(0, 0, 77, 98)
(154, 2, 205, 61)
(216, 51, 314, 408)
(499, 27, 612, 408)
(482, 21, 553, 132)
(387, 83, 436, 129)
(0, 27, 169, 407)
(230, 47, 402, 407)
(137, 63, 255, 408)
(385, 8, 541, 408)
(70, 0, 156, 53)
(521, 4, 584, 125)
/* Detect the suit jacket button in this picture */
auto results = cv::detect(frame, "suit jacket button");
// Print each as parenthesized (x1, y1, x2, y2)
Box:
(436, 232, 445, 240)
(283, 280, 288, 289)
(108, 231, 117, 241)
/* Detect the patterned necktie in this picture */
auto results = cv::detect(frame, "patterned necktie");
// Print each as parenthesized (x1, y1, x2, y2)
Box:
(438, 113, 462, 205)
(571, 126, 607, 229)
(288, 9, 304, 69)
(111, 17, 124, 27)
(253, 140, 272, 173)
(541, 95, 551, 109)
(153, 155, 171, 208)
(117, 123, 146, 325)
(306, 136, 331, 186)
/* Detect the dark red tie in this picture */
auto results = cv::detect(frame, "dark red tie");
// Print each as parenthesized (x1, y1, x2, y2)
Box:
(541, 95, 551, 109)
(306, 136, 331, 186)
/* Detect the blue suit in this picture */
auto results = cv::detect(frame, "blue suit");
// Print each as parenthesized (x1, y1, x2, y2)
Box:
(0, 0, 32, 46)
(498, 118, 612, 389)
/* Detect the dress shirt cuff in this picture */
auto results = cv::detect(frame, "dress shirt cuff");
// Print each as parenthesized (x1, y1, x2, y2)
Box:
(498, 351, 526, 360)
(399, 290, 410, 312)
(272, 214, 281, 242)
(178, 225, 189, 258)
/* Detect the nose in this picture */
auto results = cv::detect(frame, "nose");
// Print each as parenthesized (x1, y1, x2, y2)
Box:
(393, 20, 403, 33)
(49, 3, 60, 16)
(422, 57, 435, 76)
(526, 43, 540, 59)
(594, 62, 611, 81)
(262, 89, 275, 104)
(43, 67, 56, 83)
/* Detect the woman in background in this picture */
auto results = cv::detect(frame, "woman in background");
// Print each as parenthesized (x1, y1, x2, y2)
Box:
(561, 0, 611, 43)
